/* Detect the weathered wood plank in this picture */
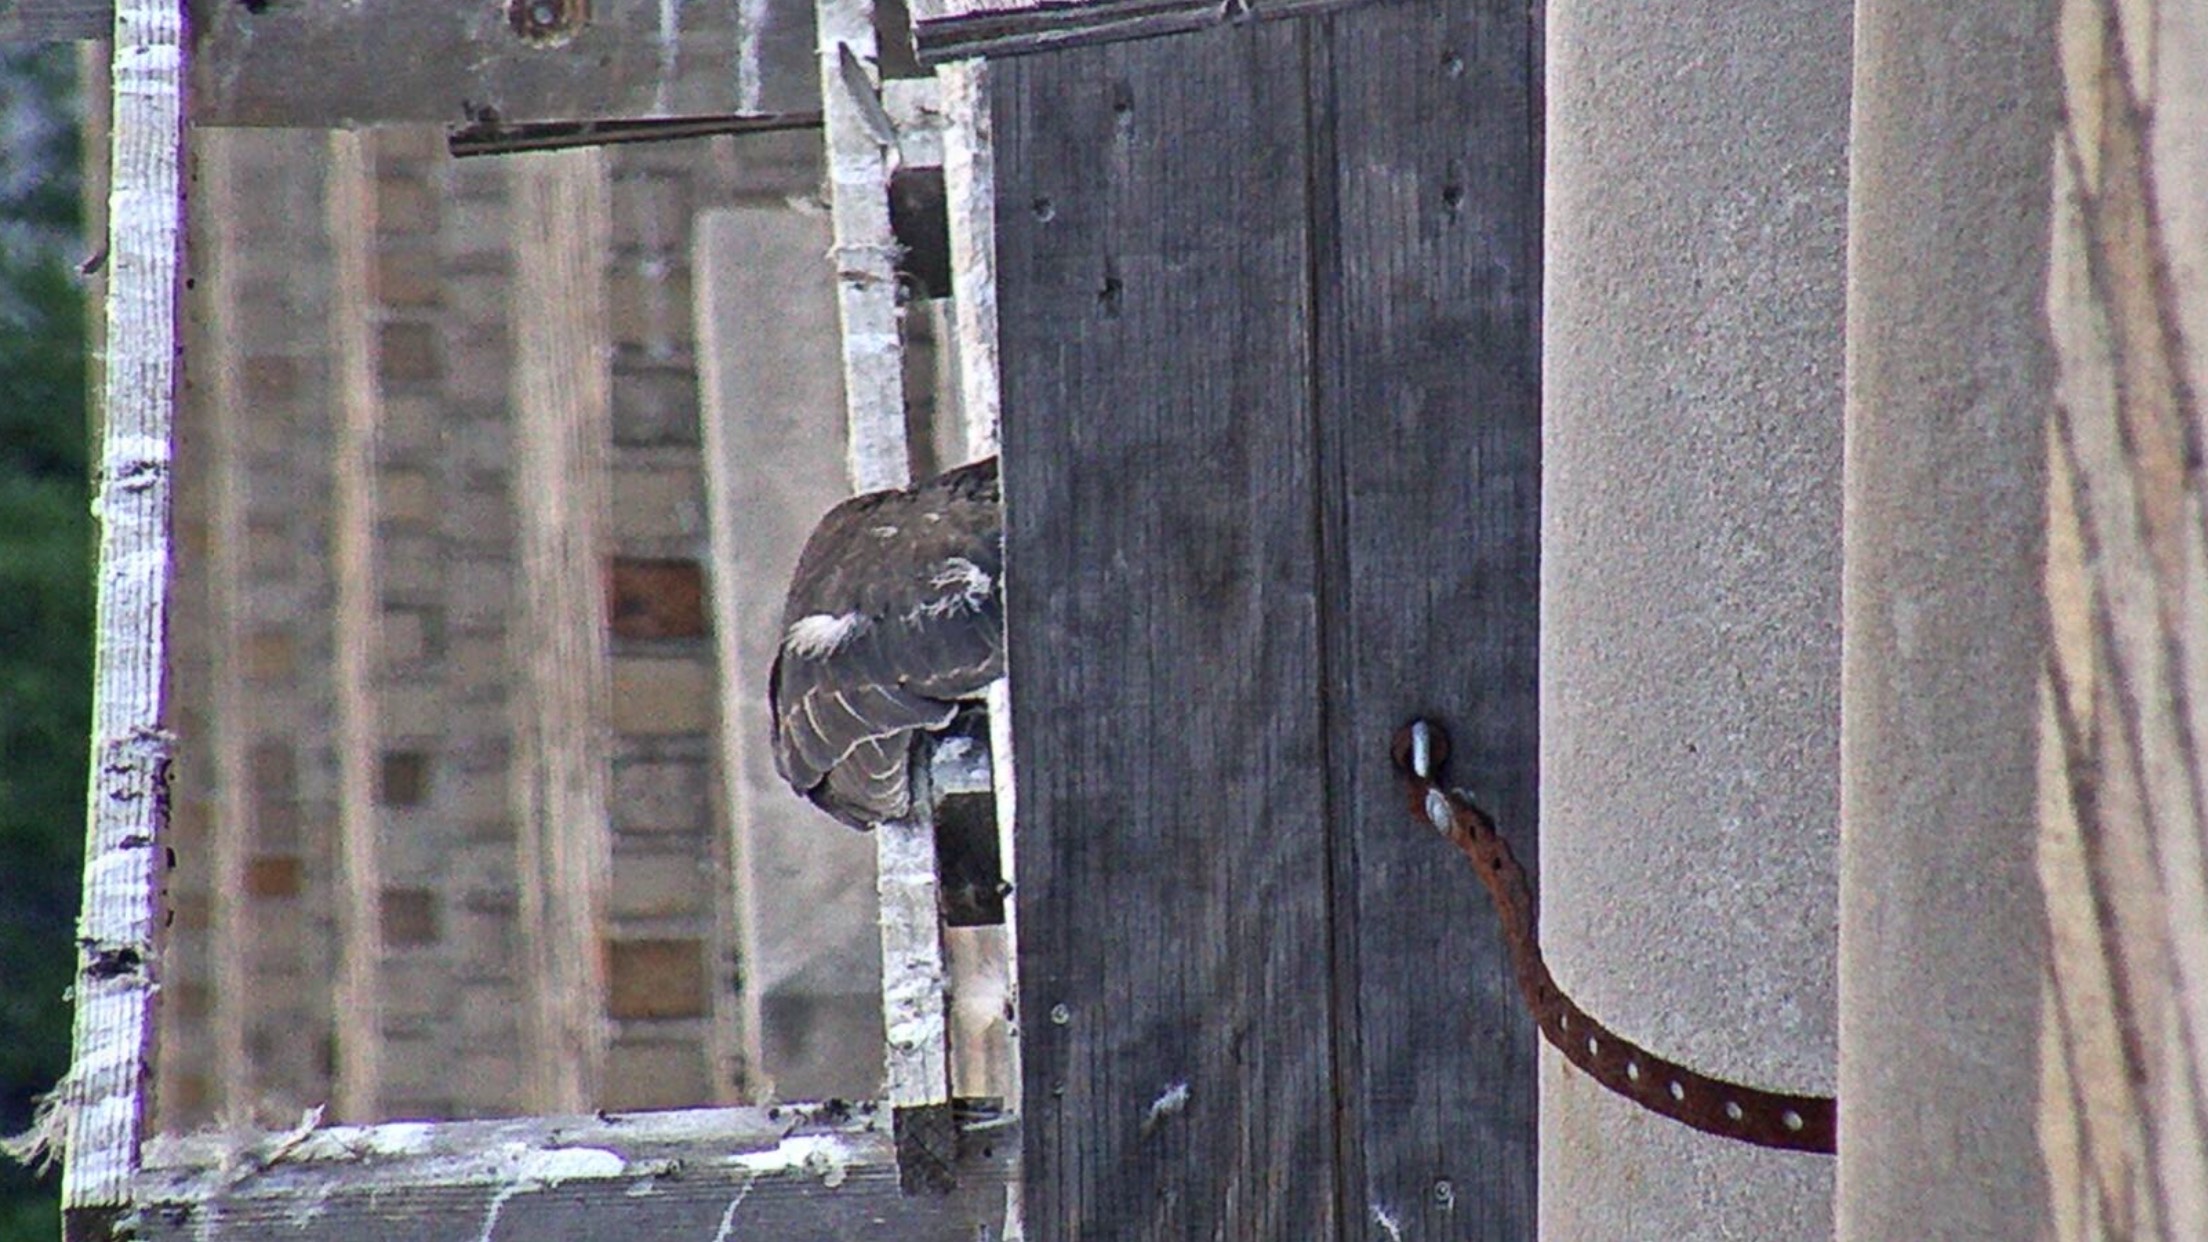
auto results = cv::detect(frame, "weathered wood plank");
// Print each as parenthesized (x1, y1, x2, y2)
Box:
(914, 0, 1382, 65)
(0, 0, 106, 41)
(508, 149, 617, 1113)
(57, 4, 185, 1232)
(187, 0, 819, 126)
(132, 1106, 1018, 1242)
(995, 25, 1334, 1236)
(325, 129, 388, 1124)
(1309, 1, 1540, 1235)
(2037, 6, 2208, 1227)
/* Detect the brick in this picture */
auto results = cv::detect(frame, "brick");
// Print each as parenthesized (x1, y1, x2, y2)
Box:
(608, 259, 694, 353)
(380, 606, 435, 668)
(240, 628, 297, 682)
(610, 849, 708, 920)
(448, 560, 514, 631)
(380, 888, 440, 947)
(251, 795, 299, 851)
(609, 658, 713, 734)
(375, 173, 438, 235)
(611, 364, 700, 447)
(610, 465, 702, 541)
(373, 246, 441, 307)
(605, 938, 708, 1019)
(241, 353, 304, 402)
(377, 750, 432, 807)
(602, 1040, 711, 1112)
(611, 759, 708, 834)
(245, 855, 303, 899)
(609, 173, 693, 252)
(377, 321, 441, 384)
(454, 892, 519, 975)
(606, 558, 708, 640)
(250, 740, 297, 798)
(378, 468, 438, 528)
(379, 396, 439, 461)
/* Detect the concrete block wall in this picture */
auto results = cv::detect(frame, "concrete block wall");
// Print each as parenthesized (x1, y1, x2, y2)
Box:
(154, 114, 868, 1130)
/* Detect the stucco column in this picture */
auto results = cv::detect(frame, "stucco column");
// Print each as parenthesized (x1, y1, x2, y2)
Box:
(1837, 3, 2056, 1237)
(1541, 2, 1849, 1236)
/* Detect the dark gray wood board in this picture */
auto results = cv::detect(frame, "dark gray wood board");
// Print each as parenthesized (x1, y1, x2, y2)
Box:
(995, 0, 1540, 1235)
(127, 1107, 1017, 1242)
(1310, 1, 1541, 1236)
(994, 22, 1340, 1239)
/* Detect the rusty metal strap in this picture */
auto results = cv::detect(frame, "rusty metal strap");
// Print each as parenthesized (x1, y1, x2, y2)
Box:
(1390, 720, 1836, 1155)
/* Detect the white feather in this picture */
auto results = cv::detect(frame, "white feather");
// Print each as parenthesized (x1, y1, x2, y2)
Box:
(783, 611, 870, 659)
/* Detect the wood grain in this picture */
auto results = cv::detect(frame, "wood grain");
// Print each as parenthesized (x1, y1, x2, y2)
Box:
(508, 149, 617, 1114)
(996, 24, 1338, 1236)
(131, 1106, 1016, 1242)
(2036, 1, 2208, 1232)
(1311, 2, 1540, 1233)
(62, 0, 186, 1227)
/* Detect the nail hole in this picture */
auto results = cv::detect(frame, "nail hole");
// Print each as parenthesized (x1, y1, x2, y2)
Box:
(1724, 1101, 1744, 1121)
(1585, 1036, 1598, 1058)
(1625, 1061, 1640, 1082)
(1558, 1013, 1570, 1030)
(1097, 274, 1123, 316)
(1031, 197, 1056, 222)
(1440, 50, 1464, 78)
(1669, 1081, 1686, 1101)
(1782, 1110, 1804, 1131)
(1441, 184, 1465, 215)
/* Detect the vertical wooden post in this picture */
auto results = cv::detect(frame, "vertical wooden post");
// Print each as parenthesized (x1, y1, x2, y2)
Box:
(2033, 1, 2208, 1232)
(325, 129, 386, 1124)
(196, 129, 253, 1122)
(61, 0, 186, 1225)
(940, 56, 1021, 1114)
(508, 149, 617, 1114)
(818, 0, 960, 1190)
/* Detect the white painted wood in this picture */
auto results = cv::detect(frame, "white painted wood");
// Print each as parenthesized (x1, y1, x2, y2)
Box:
(197, 128, 253, 1122)
(875, 816, 952, 1111)
(325, 128, 386, 1123)
(882, 78, 946, 170)
(818, 0, 956, 1136)
(817, 0, 910, 494)
(940, 58, 1020, 1118)
(60, 0, 187, 1215)
(508, 149, 618, 1114)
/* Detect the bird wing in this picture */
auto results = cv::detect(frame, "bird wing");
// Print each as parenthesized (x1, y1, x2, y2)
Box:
(770, 457, 1005, 827)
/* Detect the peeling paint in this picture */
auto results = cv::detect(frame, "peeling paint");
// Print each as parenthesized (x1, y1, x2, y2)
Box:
(727, 1133, 854, 1188)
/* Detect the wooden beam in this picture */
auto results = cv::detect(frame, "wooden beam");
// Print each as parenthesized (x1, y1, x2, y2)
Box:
(130, 1105, 1019, 1241)
(325, 129, 387, 1124)
(912, 0, 1383, 65)
(508, 149, 617, 1113)
(0, 0, 106, 41)
(939, 57, 1023, 1123)
(185, 0, 820, 126)
(994, 26, 1338, 1234)
(194, 128, 253, 1123)
(58, 0, 186, 1232)
(1312, 2, 1540, 1231)
(817, 0, 964, 1193)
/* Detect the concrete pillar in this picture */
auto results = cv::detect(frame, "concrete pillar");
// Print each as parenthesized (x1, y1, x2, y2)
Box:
(694, 207, 885, 1101)
(1837, 2, 2057, 1237)
(1541, 2, 1849, 1236)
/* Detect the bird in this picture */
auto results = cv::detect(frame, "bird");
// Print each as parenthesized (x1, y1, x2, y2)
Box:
(769, 455, 1005, 832)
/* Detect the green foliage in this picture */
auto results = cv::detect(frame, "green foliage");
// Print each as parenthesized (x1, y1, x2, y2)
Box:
(0, 42, 88, 1242)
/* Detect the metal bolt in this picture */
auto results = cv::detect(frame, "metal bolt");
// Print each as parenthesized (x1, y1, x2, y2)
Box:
(1049, 1003, 1072, 1025)
(1433, 1179, 1456, 1210)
